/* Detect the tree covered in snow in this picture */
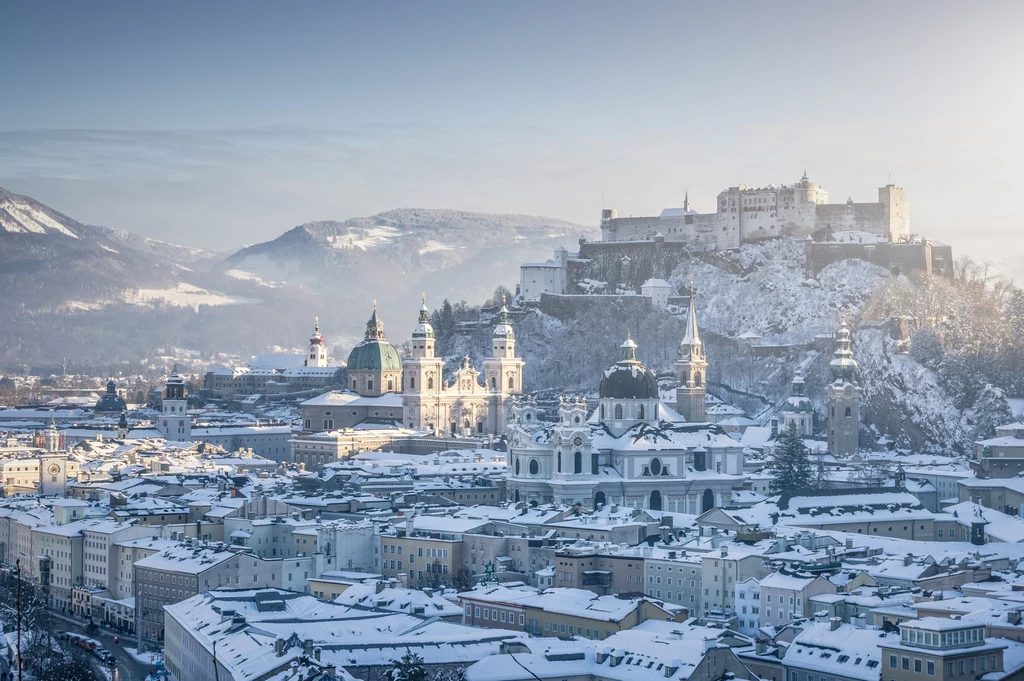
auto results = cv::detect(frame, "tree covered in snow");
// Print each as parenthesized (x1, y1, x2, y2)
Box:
(972, 383, 1015, 440)
(769, 423, 813, 495)
(388, 650, 428, 681)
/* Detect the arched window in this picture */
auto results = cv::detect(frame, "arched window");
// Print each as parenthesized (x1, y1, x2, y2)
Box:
(694, 373, 702, 387)
(557, 452, 562, 473)
(574, 451, 583, 474)
(594, 490, 606, 510)
(844, 407, 852, 418)
(591, 452, 598, 475)
(491, 377, 496, 389)
(428, 376, 434, 390)
(508, 376, 514, 389)
(304, 419, 311, 430)
(529, 459, 539, 475)
(352, 380, 357, 391)
(515, 459, 521, 475)
(614, 404, 623, 419)
(649, 490, 662, 511)
(477, 421, 484, 434)
(638, 404, 645, 419)
(600, 405, 605, 419)
(410, 377, 415, 389)
(387, 379, 394, 392)
(323, 419, 334, 431)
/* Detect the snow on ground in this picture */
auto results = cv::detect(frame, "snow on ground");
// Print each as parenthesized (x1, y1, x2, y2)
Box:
(330, 225, 401, 250)
(224, 269, 284, 287)
(123, 646, 163, 666)
(98, 243, 119, 253)
(63, 300, 109, 312)
(671, 238, 890, 344)
(124, 283, 259, 310)
(0, 199, 80, 238)
(418, 240, 455, 255)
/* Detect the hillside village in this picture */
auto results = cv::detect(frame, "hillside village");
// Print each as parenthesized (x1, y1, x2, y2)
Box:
(1, 172, 1024, 681)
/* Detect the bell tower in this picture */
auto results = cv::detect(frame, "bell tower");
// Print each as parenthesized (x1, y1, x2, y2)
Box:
(483, 299, 525, 395)
(401, 295, 444, 430)
(39, 416, 67, 497)
(826, 313, 861, 456)
(306, 317, 328, 367)
(159, 370, 191, 442)
(675, 285, 707, 422)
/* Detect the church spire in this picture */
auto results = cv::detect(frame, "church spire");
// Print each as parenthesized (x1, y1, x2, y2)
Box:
(681, 282, 701, 350)
(365, 304, 386, 340)
(684, 189, 690, 213)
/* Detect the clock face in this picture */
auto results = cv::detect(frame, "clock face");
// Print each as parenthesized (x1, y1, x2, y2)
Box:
(573, 436, 584, 446)
(47, 463, 61, 476)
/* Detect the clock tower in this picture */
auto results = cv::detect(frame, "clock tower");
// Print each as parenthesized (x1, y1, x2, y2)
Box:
(39, 419, 67, 496)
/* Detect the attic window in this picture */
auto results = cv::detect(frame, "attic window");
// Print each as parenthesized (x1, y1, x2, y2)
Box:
(838, 656, 849, 663)
(867, 661, 878, 668)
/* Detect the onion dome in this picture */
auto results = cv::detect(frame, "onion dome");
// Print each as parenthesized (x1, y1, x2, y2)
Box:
(830, 314, 858, 384)
(347, 305, 402, 371)
(412, 295, 434, 339)
(599, 335, 659, 399)
(780, 370, 813, 413)
(493, 300, 514, 340)
(94, 379, 127, 414)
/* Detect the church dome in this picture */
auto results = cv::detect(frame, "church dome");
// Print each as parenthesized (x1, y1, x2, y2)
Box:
(599, 337, 659, 399)
(780, 371, 812, 413)
(347, 307, 402, 371)
(94, 380, 127, 414)
(493, 303, 514, 339)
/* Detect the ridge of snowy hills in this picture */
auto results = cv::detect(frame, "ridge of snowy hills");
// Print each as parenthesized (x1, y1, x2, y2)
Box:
(0, 187, 595, 366)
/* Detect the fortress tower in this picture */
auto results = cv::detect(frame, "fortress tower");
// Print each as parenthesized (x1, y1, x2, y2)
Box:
(675, 287, 707, 422)
(826, 314, 861, 457)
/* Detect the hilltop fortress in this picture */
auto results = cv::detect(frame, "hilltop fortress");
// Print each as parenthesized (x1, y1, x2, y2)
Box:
(521, 173, 950, 304)
(601, 171, 908, 249)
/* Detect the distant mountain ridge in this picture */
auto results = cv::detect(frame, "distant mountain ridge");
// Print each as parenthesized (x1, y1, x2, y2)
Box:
(0, 186, 597, 366)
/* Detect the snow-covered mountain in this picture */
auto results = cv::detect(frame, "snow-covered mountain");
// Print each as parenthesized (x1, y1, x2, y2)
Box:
(0, 189, 596, 367)
(216, 208, 597, 326)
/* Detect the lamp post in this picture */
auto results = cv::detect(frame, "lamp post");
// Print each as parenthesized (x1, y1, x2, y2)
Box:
(15, 558, 22, 681)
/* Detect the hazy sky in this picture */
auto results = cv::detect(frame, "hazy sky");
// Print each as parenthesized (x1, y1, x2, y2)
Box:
(2, 1, 1023, 276)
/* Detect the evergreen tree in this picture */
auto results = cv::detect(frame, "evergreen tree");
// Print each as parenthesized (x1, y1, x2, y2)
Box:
(972, 383, 1015, 440)
(769, 423, 813, 495)
(389, 650, 428, 681)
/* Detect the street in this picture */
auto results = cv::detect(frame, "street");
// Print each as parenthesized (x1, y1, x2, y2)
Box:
(51, 616, 154, 681)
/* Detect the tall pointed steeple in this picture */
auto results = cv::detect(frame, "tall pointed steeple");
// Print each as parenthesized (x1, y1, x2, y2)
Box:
(683, 189, 690, 213)
(676, 283, 707, 422)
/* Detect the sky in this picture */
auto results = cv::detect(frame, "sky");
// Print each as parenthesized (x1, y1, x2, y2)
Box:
(1, 1, 1023, 276)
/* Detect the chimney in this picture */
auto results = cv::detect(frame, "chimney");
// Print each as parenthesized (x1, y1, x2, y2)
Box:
(771, 419, 779, 439)
(275, 639, 285, 657)
(755, 640, 767, 655)
(376, 580, 386, 594)
(303, 639, 313, 656)
(830, 617, 841, 631)
(721, 546, 728, 558)
(845, 538, 853, 550)
(313, 647, 322, 662)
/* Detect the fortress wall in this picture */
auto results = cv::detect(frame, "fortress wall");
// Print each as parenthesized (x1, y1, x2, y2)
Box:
(574, 240, 691, 293)
(804, 241, 951, 279)
(536, 292, 654, 320)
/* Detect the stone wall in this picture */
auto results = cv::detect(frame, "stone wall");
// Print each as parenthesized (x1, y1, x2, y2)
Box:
(572, 238, 690, 293)
(536, 292, 654, 320)
(805, 240, 953, 279)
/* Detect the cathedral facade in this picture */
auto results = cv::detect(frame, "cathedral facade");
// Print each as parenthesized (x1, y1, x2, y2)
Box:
(505, 332, 745, 514)
(402, 298, 525, 436)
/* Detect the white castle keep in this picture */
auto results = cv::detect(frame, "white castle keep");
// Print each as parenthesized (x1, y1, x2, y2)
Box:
(600, 172, 909, 250)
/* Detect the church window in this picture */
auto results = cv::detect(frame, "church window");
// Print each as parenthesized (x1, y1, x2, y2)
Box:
(529, 459, 539, 475)
(650, 458, 662, 476)
(600, 405, 605, 419)
(477, 421, 484, 434)
(557, 453, 562, 473)
(515, 459, 521, 475)
(304, 419, 311, 430)
(574, 451, 583, 474)
(491, 377, 496, 389)
(591, 453, 598, 475)
(428, 377, 435, 390)
(368, 379, 374, 392)
(844, 407, 852, 418)
(387, 379, 394, 392)
(508, 376, 514, 389)
(352, 380, 357, 391)
(638, 404, 645, 419)
(694, 373, 702, 387)
(410, 377, 415, 389)
(614, 405, 623, 420)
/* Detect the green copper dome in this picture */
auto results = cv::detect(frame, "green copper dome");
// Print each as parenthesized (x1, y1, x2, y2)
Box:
(94, 380, 127, 414)
(347, 307, 403, 371)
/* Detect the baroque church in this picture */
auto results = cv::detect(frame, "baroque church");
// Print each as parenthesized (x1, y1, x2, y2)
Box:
(505, 295, 747, 513)
(300, 298, 526, 437)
